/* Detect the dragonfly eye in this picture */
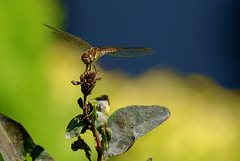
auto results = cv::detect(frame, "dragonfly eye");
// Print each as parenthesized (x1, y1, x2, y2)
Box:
(82, 53, 91, 64)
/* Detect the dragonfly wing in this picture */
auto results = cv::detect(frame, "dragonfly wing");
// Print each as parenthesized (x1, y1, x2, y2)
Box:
(99, 47, 155, 57)
(43, 24, 92, 50)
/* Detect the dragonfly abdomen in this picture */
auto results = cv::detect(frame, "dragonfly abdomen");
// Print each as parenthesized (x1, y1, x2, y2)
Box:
(100, 48, 117, 55)
(95, 47, 118, 59)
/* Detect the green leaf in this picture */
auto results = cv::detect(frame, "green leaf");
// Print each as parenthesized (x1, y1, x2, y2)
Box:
(71, 137, 92, 161)
(30, 145, 55, 161)
(77, 97, 84, 110)
(146, 158, 153, 161)
(95, 111, 107, 129)
(104, 105, 170, 160)
(65, 114, 89, 139)
(95, 112, 112, 150)
(0, 113, 55, 161)
(90, 103, 97, 124)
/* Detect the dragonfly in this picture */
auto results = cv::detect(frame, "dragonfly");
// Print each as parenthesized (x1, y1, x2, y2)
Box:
(43, 24, 155, 72)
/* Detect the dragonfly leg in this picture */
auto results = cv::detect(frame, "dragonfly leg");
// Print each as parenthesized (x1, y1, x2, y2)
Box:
(83, 64, 89, 73)
(83, 63, 98, 73)
(93, 63, 99, 73)
(89, 64, 92, 71)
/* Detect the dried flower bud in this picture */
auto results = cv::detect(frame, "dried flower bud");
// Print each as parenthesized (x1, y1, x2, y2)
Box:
(79, 71, 100, 96)
(88, 79, 92, 82)
(71, 80, 80, 85)
(95, 77, 102, 81)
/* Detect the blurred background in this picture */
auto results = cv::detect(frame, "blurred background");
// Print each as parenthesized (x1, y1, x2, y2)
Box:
(0, 0, 239, 161)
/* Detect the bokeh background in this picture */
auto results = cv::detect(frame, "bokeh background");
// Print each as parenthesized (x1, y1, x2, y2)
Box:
(0, 0, 239, 161)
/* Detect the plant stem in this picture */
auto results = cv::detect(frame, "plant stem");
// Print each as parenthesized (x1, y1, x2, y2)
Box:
(83, 94, 103, 161)
(98, 152, 103, 161)
(92, 126, 103, 161)
(83, 95, 87, 108)
(83, 94, 87, 115)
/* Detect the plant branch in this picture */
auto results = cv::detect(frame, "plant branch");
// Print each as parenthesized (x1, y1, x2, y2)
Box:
(79, 71, 103, 161)
(83, 95, 103, 161)
(92, 125, 103, 161)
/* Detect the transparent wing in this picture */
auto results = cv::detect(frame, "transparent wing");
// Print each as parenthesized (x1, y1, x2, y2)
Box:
(43, 24, 92, 50)
(99, 47, 155, 57)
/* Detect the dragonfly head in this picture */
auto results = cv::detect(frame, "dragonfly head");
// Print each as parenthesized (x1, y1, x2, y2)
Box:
(82, 53, 93, 65)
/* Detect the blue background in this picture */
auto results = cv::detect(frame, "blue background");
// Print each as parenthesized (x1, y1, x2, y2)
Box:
(61, 0, 240, 89)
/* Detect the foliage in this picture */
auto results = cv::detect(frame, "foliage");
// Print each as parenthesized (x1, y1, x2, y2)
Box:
(105, 105, 169, 160)
(0, 113, 54, 161)
(64, 68, 170, 161)
(0, 102, 170, 161)
(0, 66, 170, 161)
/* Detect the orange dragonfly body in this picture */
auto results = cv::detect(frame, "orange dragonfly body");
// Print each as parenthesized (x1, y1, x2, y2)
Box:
(44, 24, 154, 72)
